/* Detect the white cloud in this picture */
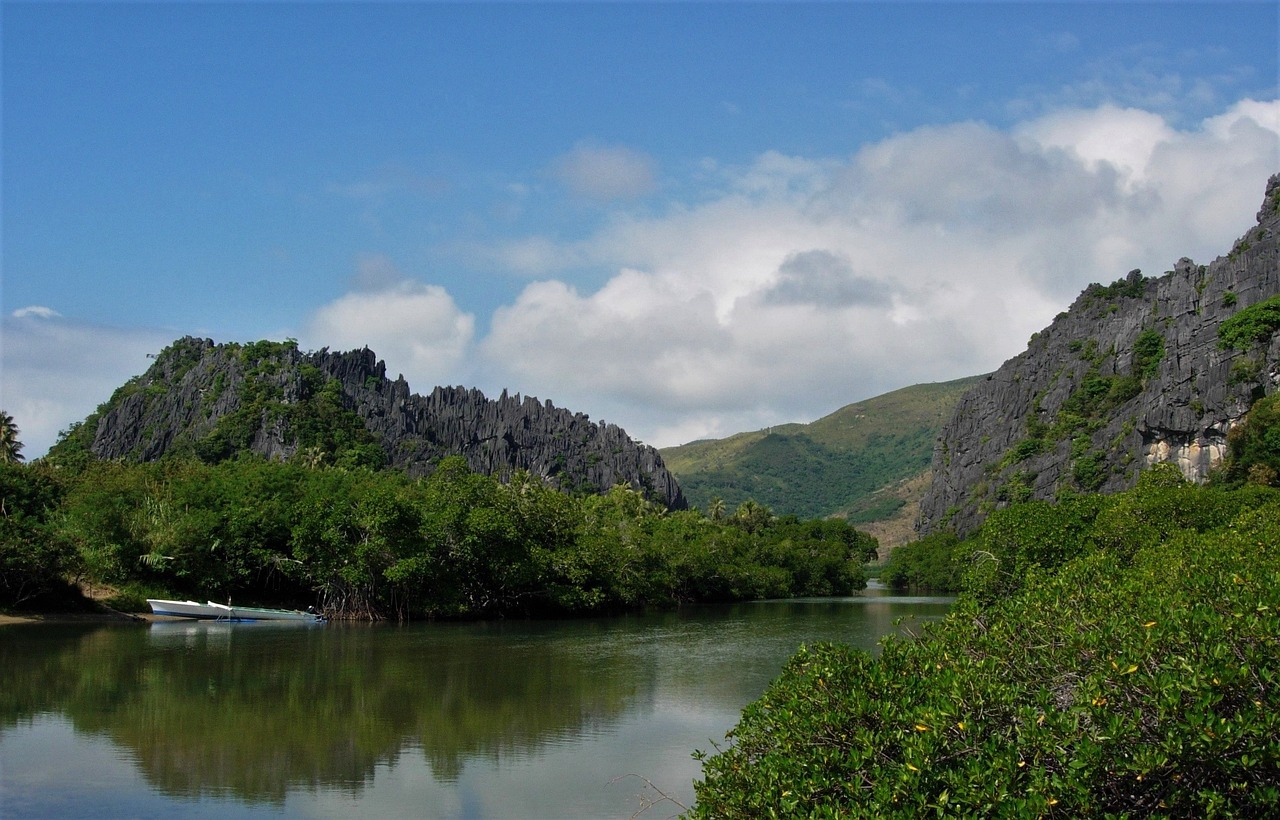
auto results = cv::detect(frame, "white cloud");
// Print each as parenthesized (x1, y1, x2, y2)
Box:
(549, 141, 657, 201)
(0, 310, 174, 458)
(302, 273, 476, 393)
(1015, 104, 1174, 186)
(1205, 98, 1280, 137)
(11, 305, 61, 320)
(479, 99, 1280, 447)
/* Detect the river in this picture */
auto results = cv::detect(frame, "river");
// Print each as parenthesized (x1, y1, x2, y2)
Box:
(0, 585, 952, 818)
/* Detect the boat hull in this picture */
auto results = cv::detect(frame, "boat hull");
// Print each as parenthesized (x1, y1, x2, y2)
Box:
(147, 599, 323, 623)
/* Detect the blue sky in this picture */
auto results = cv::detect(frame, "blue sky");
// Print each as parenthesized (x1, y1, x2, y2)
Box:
(3, 2, 1278, 459)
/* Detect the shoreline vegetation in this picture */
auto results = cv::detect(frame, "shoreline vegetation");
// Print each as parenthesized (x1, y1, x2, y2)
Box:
(691, 463, 1280, 816)
(0, 454, 877, 623)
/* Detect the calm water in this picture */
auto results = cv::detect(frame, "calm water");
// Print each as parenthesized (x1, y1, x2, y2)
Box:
(0, 585, 952, 819)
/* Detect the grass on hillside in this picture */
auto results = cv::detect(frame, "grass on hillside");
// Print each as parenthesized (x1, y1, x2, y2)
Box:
(661, 377, 984, 527)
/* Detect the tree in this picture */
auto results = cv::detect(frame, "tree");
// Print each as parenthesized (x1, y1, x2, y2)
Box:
(0, 463, 73, 607)
(0, 411, 24, 464)
(1217, 393, 1280, 487)
(732, 499, 772, 534)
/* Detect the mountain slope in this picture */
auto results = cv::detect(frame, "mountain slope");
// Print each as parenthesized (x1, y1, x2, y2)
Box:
(660, 376, 983, 527)
(49, 338, 686, 509)
(919, 174, 1280, 537)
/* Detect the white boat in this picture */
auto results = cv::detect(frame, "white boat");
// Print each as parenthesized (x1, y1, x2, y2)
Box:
(147, 599, 325, 623)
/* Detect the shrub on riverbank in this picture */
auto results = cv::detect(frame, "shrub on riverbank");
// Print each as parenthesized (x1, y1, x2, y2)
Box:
(0, 463, 76, 608)
(0, 455, 876, 618)
(688, 481, 1280, 817)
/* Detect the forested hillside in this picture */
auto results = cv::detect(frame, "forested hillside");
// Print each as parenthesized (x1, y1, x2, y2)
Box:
(661, 377, 982, 530)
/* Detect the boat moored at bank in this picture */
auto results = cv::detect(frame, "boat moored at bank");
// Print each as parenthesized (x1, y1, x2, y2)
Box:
(147, 599, 325, 623)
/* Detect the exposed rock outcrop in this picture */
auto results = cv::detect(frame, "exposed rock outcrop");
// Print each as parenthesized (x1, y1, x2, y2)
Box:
(82, 339, 686, 509)
(918, 174, 1280, 537)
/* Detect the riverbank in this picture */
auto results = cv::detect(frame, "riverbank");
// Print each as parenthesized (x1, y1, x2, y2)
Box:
(0, 609, 151, 627)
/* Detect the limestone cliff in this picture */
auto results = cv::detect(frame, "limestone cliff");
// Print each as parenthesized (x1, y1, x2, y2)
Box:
(75, 338, 686, 509)
(918, 174, 1280, 537)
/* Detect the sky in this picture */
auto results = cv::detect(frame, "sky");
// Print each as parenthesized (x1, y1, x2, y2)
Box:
(3, 2, 1278, 459)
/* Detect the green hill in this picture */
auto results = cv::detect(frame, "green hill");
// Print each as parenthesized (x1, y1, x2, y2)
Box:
(660, 376, 984, 531)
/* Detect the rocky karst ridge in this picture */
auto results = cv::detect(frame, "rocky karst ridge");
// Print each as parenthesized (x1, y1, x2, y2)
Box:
(918, 174, 1280, 538)
(85, 339, 686, 509)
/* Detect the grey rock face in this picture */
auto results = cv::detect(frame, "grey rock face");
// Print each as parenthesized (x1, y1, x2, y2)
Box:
(87, 339, 686, 510)
(918, 174, 1280, 537)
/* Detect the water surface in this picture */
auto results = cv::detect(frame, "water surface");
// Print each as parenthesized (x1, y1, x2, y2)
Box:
(1, 586, 952, 818)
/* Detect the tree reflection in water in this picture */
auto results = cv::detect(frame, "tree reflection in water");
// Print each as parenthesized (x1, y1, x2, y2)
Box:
(1, 620, 647, 803)
(0, 592, 953, 815)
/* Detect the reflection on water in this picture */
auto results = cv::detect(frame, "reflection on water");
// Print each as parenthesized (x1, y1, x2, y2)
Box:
(0, 587, 951, 818)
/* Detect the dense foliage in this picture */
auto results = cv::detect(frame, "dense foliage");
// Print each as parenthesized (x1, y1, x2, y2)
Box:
(0, 455, 876, 618)
(676, 429, 933, 521)
(0, 463, 76, 607)
(877, 531, 963, 592)
(1218, 295, 1280, 351)
(886, 392, 1280, 595)
(690, 476, 1280, 817)
(1214, 393, 1280, 488)
(692, 397, 1280, 815)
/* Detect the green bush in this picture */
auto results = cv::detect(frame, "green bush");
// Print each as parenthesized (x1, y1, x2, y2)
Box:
(1131, 328, 1165, 379)
(0, 463, 76, 608)
(962, 494, 1108, 602)
(881, 532, 963, 592)
(689, 488, 1280, 817)
(1215, 393, 1280, 487)
(1218, 295, 1280, 351)
(103, 581, 172, 613)
(11, 455, 875, 620)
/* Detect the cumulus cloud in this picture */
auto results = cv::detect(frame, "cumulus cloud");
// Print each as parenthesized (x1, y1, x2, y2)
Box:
(480, 99, 1280, 446)
(549, 141, 658, 200)
(762, 250, 893, 308)
(1016, 104, 1174, 185)
(0, 309, 174, 458)
(302, 262, 476, 392)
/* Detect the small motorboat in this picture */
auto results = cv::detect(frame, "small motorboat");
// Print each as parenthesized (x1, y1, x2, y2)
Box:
(147, 599, 325, 623)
